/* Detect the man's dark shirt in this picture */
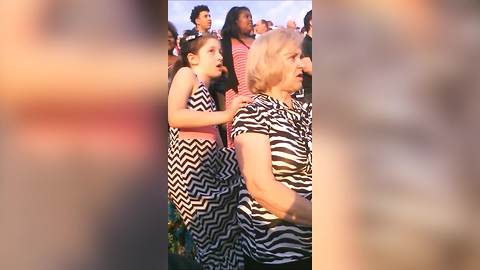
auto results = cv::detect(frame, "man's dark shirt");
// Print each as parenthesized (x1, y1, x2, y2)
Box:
(302, 34, 312, 103)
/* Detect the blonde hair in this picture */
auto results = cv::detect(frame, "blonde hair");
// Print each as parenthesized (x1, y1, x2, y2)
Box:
(247, 28, 303, 93)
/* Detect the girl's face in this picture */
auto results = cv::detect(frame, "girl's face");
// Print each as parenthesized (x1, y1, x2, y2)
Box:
(236, 10, 253, 35)
(195, 38, 224, 79)
(277, 45, 304, 93)
(168, 30, 175, 51)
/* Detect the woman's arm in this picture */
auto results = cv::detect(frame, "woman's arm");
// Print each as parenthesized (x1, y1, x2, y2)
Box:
(168, 67, 232, 128)
(235, 132, 312, 226)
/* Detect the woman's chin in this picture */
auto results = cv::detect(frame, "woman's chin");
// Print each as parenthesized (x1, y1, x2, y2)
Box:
(291, 85, 302, 93)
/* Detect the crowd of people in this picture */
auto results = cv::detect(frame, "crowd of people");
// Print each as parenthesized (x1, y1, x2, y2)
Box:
(167, 4, 313, 270)
(4, 1, 480, 270)
(168, 5, 312, 144)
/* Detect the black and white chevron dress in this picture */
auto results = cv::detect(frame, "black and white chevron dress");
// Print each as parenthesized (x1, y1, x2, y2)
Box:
(232, 94, 312, 265)
(168, 81, 243, 269)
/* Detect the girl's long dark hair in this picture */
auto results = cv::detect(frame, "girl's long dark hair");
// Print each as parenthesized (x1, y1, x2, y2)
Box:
(170, 30, 214, 80)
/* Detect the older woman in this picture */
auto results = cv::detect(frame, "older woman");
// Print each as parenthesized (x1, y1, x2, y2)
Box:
(232, 28, 312, 269)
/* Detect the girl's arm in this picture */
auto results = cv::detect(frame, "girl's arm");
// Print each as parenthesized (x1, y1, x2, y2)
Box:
(234, 132, 312, 226)
(301, 57, 312, 75)
(168, 67, 232, 128)
(169, 67, 251, 129)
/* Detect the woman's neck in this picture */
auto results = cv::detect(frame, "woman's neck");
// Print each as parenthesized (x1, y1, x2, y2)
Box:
(238, 33, 251, 40)
(265, 87, 293, 109)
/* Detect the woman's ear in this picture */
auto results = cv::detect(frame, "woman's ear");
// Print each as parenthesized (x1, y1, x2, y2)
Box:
(187, 53, 199, 66)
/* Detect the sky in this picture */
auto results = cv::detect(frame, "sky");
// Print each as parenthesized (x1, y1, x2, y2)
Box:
(168, 1, 312, 35)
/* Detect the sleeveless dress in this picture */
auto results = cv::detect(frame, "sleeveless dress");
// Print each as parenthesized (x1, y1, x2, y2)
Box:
(167, 79, 244, 269)
(225, 42, 253, 148)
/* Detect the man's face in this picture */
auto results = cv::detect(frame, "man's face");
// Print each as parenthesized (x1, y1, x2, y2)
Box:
(196, 11, 212, 32)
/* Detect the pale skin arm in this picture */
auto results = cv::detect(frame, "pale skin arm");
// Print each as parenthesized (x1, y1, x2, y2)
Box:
(168, 67, 251, 129)
(234, 132, 312, 226)
(168, 67, 231, 128)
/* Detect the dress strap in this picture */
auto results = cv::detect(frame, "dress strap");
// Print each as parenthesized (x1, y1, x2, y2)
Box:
(192, 72, 205, 86)
(236, 38, 251, 50)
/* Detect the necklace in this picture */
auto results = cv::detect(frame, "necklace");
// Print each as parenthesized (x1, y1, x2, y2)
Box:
(236, 38, 251, 49)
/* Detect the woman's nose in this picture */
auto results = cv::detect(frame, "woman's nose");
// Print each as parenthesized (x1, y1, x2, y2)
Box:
(297, 58, 304, 68)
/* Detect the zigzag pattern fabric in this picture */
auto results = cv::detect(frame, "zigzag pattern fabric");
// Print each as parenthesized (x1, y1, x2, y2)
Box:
(168, 81, 243, 269)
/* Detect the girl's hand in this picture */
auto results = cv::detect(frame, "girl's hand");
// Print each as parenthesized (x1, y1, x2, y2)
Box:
(301, 57, 312, 75)
(228, 95, 252, 119)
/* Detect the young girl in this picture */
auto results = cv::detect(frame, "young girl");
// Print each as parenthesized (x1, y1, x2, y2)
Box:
(168, 31, 250, 270)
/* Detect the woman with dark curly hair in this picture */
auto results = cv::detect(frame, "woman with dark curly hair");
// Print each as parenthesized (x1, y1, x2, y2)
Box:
(220, 6, 255, 148)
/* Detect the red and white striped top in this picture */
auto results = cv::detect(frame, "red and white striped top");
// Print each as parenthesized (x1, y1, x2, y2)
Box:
(225, 41, 253, 148)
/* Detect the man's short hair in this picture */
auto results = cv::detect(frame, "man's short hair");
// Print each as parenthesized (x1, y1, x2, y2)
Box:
(190, 5, 210, 25)
(304, 10, 312, 32)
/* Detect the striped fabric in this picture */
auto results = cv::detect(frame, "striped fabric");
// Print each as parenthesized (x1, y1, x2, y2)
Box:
(225, 42, 254, 148)
(168, 80, 244, 269)
(232, 94, 312, 264)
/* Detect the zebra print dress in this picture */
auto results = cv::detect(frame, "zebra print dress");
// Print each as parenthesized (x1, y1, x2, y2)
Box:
(232, 94, 312, 265)
(168, 81, 243, 269)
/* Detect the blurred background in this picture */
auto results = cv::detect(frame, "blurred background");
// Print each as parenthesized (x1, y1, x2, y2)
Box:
(1, 0, 479, 270)
(313, 0, 480, 269)
(0, 0, 167, 270)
